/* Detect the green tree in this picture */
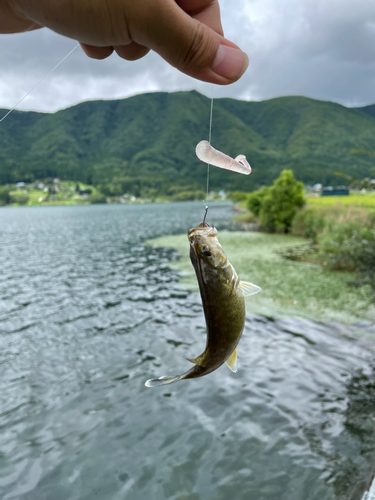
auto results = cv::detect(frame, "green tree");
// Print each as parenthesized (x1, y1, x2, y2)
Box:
(247, 187, 268, 216)
(261, 170, 305, 232)
(88, 191, 107, 204)
(228, 191, 249, 203)
(10, 192, 29, 205)
(248, 170, 305, 233)
(172, 190, 206, 201)
(0, 187, 10, 206)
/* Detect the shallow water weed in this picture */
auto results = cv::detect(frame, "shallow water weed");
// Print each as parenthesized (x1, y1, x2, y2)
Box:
(148, 231, 375, 324)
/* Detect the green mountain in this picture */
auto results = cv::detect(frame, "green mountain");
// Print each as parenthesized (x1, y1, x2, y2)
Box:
(1, 91, 375, 194)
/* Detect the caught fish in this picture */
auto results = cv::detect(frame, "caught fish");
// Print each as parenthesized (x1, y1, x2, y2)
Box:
(195, 140, 251, 175)
(145, 222, 261, 387)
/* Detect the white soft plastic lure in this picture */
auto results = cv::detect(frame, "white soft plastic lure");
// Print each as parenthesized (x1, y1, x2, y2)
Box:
(195, 141, 251, 175)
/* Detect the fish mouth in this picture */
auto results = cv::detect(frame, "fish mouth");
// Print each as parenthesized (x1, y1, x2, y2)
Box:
(187, 222, 210, 239)
(188, 223, 218, 241)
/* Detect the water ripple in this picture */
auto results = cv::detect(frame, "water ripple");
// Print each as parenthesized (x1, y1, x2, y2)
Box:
(0, 203, 374, 500)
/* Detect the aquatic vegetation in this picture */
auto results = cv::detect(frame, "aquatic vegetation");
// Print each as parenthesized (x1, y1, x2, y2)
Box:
(148, 230, 375, 324)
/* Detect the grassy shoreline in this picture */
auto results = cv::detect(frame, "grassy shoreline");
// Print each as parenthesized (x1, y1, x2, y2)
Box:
(147, 230, 375, 325)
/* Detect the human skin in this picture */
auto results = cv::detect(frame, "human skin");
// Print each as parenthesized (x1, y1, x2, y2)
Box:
(0, 0, 248, 84)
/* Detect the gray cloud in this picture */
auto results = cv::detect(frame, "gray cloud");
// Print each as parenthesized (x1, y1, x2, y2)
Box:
(241, 0, 375, 105)
(1, 0, 375, 114)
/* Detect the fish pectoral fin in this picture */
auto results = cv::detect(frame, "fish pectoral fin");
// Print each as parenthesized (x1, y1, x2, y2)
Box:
(186, 348, 208, 367)
(225, 348, 238, 373)
(240, 281, 262, 296)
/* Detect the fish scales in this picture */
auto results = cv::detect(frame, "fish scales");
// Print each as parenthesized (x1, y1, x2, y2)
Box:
(145, 222, 260, 387)
(189, 226, 245, 367)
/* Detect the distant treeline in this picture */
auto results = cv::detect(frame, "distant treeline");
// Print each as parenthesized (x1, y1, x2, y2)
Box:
(0, 180, 209, 206)
(1, 91, 375, 195)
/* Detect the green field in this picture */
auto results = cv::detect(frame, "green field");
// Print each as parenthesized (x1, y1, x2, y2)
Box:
(7, 181, 98, 206)
(235, 192, 375, 225)
(147, 231, 375, 327)
(306, 192, 375, 209)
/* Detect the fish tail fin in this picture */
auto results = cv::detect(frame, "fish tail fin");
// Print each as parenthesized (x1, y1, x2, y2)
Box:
(145, 374, 183, 388)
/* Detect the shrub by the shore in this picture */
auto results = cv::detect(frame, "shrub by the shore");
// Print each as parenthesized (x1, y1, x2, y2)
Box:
(0, 187, 10, 206)
(247, 170, 305, 233)
(290, 204, 375, 297)
(239, 172, 375, 299)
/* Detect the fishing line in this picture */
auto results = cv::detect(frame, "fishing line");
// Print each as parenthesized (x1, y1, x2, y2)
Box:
(0, 43, 80, 122)
(206, 85, 214, 199)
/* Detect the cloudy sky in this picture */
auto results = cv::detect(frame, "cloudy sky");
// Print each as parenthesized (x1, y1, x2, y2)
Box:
(1, 0, 375, 114)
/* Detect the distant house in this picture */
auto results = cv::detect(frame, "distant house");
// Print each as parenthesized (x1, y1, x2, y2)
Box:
(322, 186, 349, 196)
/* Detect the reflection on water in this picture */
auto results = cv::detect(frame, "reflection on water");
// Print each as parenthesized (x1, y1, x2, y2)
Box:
(0, 202, 374, 500)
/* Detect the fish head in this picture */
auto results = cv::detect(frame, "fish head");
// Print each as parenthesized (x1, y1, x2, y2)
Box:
(187, 223, 226, 269)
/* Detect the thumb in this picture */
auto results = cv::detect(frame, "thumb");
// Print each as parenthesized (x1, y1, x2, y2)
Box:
(132, 2, 248, 85)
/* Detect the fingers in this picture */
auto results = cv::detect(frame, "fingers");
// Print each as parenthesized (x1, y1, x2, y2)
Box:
(80, 43, 114, 60)
(80, 41, 150, 62)
(176, 0, 223, 36)
(5, 0, 248, 85)
(131, 0, 248, 85)
(114, 42, 150, 61)
(0, 0, 41, 33)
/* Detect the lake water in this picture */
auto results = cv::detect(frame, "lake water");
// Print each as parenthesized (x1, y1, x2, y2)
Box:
(1, 202, 375, 500)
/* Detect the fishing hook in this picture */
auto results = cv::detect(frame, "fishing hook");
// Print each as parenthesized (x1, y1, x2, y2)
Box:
(203, 205, 209, 224)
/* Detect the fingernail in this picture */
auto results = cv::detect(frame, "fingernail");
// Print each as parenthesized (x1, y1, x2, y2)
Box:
(212, 45, 249, 80)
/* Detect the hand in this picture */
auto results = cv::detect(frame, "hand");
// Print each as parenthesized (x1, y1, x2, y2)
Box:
(2, 0, 248, 84)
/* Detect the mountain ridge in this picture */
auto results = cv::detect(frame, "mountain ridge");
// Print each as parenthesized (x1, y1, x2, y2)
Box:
(1, 91, 375, 194)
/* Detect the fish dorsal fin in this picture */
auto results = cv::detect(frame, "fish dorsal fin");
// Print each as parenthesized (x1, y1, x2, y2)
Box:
(240, 281, 262, 297)
(225, 348, 238, 373)
(186, 347, 208, 367)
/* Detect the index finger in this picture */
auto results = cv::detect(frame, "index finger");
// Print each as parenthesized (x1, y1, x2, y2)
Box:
(175, 0, 223, 35)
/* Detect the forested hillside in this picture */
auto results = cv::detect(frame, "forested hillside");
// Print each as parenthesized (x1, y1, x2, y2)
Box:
(1, 91, 375, 195)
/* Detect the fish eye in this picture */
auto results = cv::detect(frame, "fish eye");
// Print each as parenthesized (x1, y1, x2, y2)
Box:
(201, 245, 212, 257)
